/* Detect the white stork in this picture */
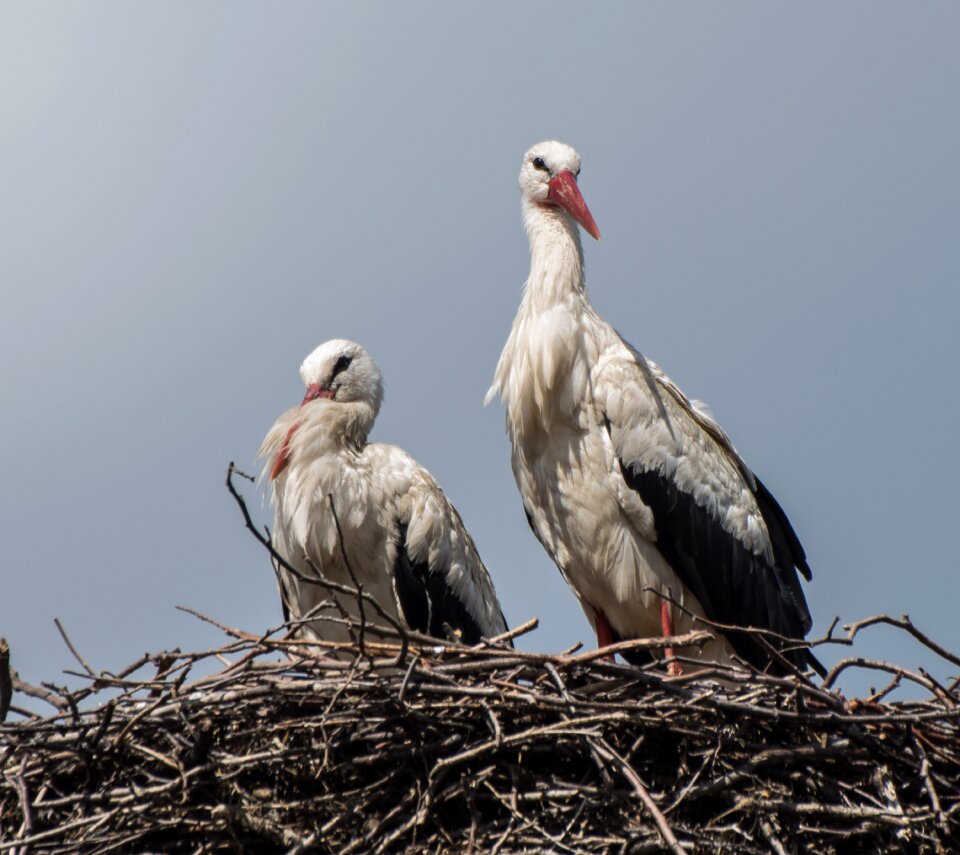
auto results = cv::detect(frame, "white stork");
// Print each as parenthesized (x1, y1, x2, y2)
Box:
(261, 339, 509, 647)
(487, 141, 819, 674)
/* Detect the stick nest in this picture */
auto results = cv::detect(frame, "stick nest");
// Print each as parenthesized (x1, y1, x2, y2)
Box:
(2, 618, 959, 855)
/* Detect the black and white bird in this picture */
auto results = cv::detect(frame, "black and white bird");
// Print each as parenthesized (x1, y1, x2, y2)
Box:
(261, 339, 509, 647)
(487, 141, 819, 673)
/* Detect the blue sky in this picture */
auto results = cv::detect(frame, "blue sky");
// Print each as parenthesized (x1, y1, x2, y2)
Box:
(2, 3, 958, 700)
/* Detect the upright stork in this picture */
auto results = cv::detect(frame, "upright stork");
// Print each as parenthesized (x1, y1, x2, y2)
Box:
(487, 141, 818, 674)
(262, 339, 509, 648)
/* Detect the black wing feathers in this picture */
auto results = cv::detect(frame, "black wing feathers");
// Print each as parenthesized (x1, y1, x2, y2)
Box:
(753, 476, 814, 635)
(754, 476, 812, 581)
(392, 524, 485, 645)
(618, 461, 817, 673)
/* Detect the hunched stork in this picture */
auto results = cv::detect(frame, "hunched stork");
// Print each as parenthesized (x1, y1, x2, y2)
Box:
(487, 141, 819, 674)
(261, 339, 509, 647)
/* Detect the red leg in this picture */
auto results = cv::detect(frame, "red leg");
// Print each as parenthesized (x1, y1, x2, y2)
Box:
(595, 609, 615, 662)
(660, 600, 683, 676)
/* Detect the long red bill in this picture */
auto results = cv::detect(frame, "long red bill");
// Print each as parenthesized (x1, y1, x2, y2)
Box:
(301, 383, 334, 405)
(547, 170, 600, 240)
(270, 384, 337, 480)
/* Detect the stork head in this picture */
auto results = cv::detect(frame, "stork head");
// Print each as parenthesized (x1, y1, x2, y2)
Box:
(268, 339, 384, 480)
(519, 141, 600, 240)
(298, 338, 384, 417)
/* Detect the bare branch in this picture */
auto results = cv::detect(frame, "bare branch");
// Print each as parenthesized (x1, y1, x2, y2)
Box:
(53, 618, 97, 679)
(0, 639, 11, 724)
(843, 613, 960, 670)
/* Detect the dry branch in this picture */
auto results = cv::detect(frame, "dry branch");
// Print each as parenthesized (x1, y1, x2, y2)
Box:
(0, 639, 11, 724)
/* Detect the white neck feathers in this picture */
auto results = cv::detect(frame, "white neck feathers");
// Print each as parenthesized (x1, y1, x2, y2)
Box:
(521, 200, 586, 308)
(486, 200, 594, 439)
(305, 401, 375, 451)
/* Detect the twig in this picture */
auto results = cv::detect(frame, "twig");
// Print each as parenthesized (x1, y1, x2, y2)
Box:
(53, 618, 97, 678)
(483, 618, 539, 646)
(758, 817, 788, 855)
(591, 737, 689, 855)
(844, 614, 960, 670)
(823, 656, 950, 701)
(9, 678, 66, 711)
(567, 630, 713, 664)
(913, 736, 950, 836)
(15, 755, 34, 853)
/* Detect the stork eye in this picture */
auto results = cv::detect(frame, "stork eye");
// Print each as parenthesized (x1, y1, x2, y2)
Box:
(532, 156, 549, 173)
(332, 354, 353, 378)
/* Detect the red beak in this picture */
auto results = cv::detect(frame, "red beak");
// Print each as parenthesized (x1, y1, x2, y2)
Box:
(547, 170, 600, 240)
(301, 383, 335, 405)
(270, 384, 337, 480)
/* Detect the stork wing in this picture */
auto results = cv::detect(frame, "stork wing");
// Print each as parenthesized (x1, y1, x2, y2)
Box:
(378, 448, 510, 645)
(596, 340, 816, 672)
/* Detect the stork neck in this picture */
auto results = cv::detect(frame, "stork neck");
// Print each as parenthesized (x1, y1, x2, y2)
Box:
(523, 200, 586, 307)
(302, 401, 375, 452)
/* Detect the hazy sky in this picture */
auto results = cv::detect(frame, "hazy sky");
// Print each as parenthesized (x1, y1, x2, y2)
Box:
(2, 3, 958, 701)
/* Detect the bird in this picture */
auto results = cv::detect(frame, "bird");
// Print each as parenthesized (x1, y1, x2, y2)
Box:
(486, 141, 820, 674)
(260, 338, 509, 649)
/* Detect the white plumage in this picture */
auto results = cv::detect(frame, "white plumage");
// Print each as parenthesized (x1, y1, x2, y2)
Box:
(487, 141, 817, 672)
(261, 339, 508, 648)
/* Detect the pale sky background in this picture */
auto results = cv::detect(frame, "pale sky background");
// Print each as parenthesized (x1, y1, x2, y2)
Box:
(2, 3, 958, 702)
